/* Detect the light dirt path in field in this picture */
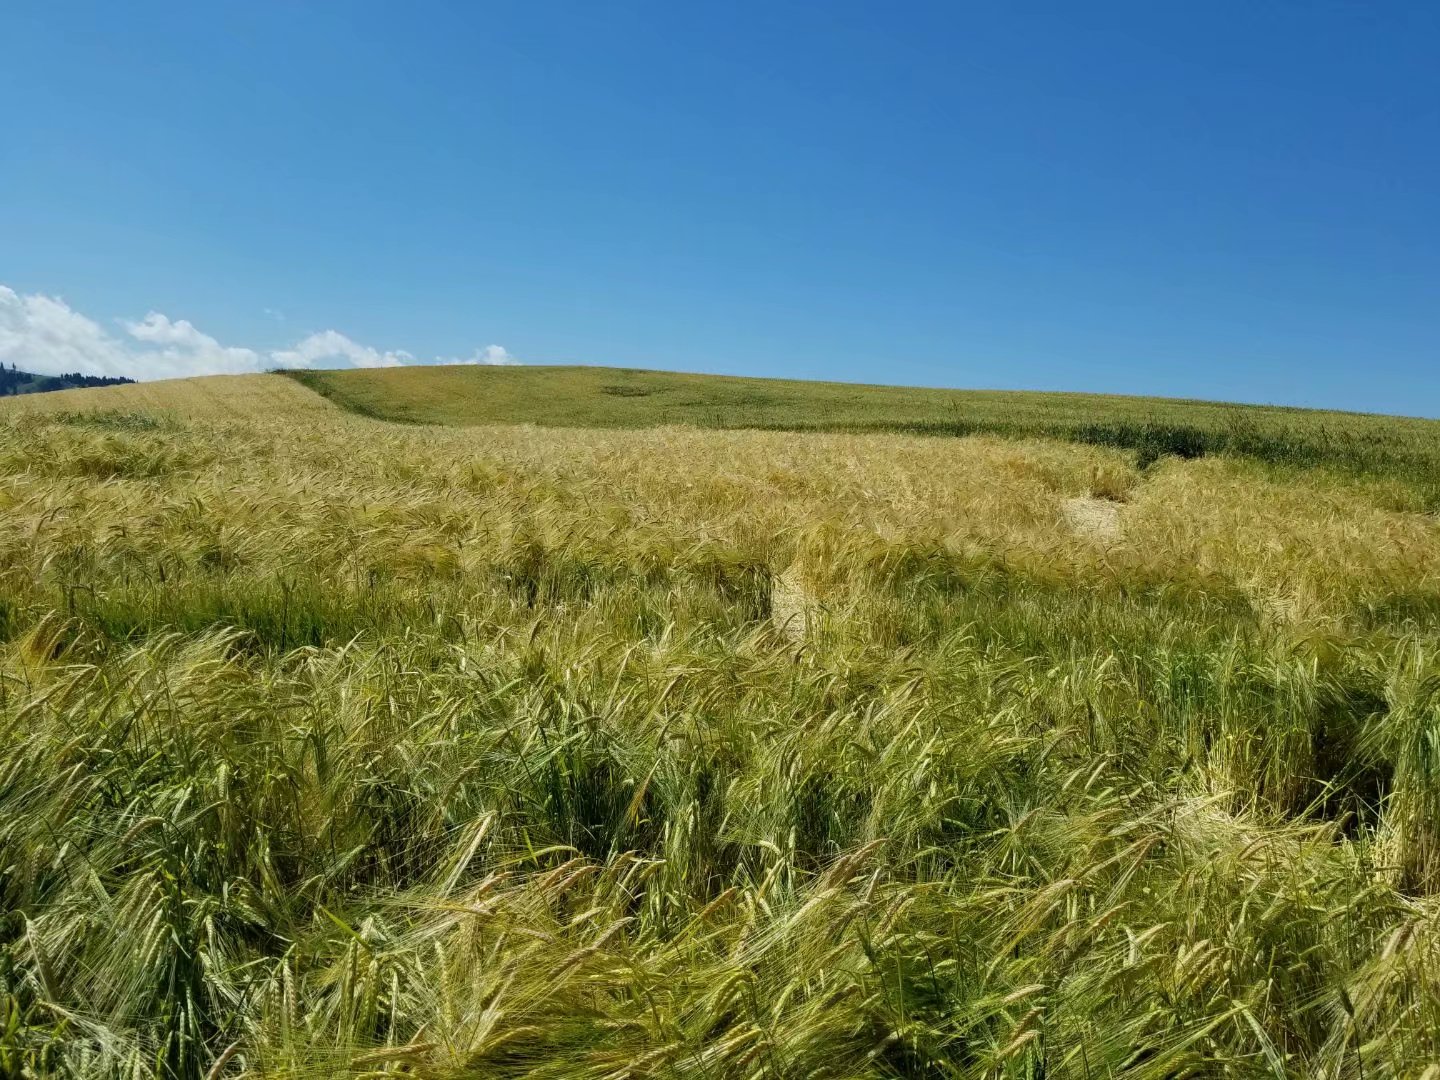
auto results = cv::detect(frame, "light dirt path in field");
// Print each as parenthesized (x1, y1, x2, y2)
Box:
(1063, 496, 1124, 543)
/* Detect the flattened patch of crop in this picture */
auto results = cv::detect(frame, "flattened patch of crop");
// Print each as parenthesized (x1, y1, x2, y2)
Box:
(1063, 495, 1124, 542)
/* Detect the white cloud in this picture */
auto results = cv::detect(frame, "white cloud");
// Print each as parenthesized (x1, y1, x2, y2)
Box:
(467, 344, 520, 366)
(122, 312, 265, 376)
(270, 329, 415, 370)
(0, 284, 522, 380)
(0, 286, 132, 377)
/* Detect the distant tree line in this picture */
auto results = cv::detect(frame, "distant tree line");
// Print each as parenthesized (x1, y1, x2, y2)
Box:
(0, 362, 136, 396)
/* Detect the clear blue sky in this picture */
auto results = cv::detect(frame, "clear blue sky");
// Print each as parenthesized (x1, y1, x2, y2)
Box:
(2, 1, 1437, 413)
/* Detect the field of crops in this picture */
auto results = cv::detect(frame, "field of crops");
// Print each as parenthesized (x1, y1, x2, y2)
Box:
(4, 371, 1440, 1077)
(291, 366, 1440, 502)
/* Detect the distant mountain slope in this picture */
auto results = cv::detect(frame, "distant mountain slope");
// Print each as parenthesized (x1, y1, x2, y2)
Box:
(0, 365, 135, 396)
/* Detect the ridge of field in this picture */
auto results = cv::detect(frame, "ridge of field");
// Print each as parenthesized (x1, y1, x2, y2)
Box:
(288, 363, 1440, 487)
(4, 373, 1440, 1075)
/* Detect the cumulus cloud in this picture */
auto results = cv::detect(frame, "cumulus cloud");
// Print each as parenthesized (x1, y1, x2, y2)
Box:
(468, 344, 520, 366)
(0, 286, 133, 377)
(0, 284, 521, 380)
(270, 329, 415, 369)
(122, 312, 265, 376)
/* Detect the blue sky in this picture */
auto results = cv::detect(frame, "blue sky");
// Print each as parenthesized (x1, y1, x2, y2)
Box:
(2, 2, 1437, 414)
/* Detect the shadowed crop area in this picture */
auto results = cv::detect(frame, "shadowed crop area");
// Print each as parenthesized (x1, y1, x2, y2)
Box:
(4, 374, 1440, 1077)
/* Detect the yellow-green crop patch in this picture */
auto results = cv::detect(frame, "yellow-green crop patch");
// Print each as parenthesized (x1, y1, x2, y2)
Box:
(288, 364, 1440, 500)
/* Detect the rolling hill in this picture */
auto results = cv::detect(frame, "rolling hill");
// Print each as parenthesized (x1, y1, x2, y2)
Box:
(286, 364, 1440, 497)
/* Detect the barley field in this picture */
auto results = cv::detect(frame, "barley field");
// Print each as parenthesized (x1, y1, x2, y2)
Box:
(3, 371, 1440, 1078)
(289, 366, 1440, 505)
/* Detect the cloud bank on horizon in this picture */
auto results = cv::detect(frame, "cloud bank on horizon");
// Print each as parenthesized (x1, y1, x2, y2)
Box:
(0, 285, 519, 380)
